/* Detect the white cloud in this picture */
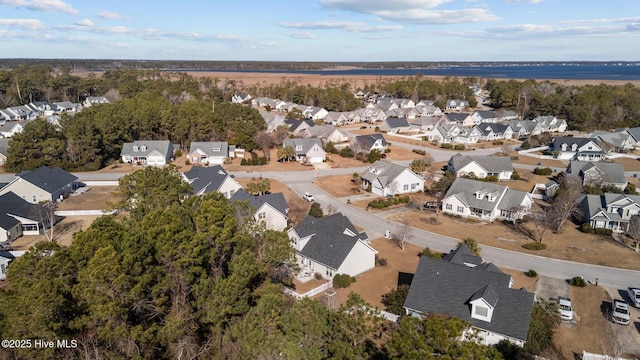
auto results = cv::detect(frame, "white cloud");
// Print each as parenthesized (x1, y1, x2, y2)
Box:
(377, 8, 499, 24)
(75, 19, 93, 27)
(320, 0, 451, 12)
(98, 10, 124, 20)
(0, 0, 78, 14)
(286, 32, 316, 39)
(0, 18, 45, 30)
(279, 20, 402, 32)
(503, 0, 543, 3)
(457, 23, 633, 40)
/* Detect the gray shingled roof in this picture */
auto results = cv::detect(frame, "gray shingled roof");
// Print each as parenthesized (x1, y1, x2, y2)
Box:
(230, 189, 289, 217)
(182, 165, 230, 195)
(15, 166, 77, 193)
(449, 154, 514, 174)
(285, 119, 314, 132)
(476, 123, 509, 136)
(360, 160, 409, 187)
(0, 192, 45, 229)
(294, 213, 365, 270)
(282, 138, 323, 156)
(444, 178, 509, 212)
(567, 161, 627, 185)
(444, 113, 469, 123)
(404, 256, 534, 343)
(120, 140, 173, 157)
(551, 136, 601, 151)
(351, 134, 387, 151)
(188, 141, 229, 158)
(441, 244, 484, 267)
(384, 117, 410, 129)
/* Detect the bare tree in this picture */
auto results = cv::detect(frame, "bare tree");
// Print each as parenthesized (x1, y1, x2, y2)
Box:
(287, 197, 311, 227)
(38, 201, 58, 242)
(600, 310, 635, 359)
(394, 220, 412, 251)
(626, 215, 640, 252)
(254, 130, 273, 161)
(548, 173, 583, 233)
(326, 203, 338, 216)
(523, 204, 551, 242)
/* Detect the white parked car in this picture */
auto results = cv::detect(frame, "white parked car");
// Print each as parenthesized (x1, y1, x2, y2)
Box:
(303, 192, 315, 202)
(612, 299, 630, 325)
(558, 296, 574, 321)
(628, 288, 640, 308)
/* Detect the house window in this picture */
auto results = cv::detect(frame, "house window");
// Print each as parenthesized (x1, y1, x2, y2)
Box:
(457, 206, 464, 213)
(32, 195, 37, 202)
(290, 237, 297, 245)
(446, 204, 453, 211)
(230, 190, 235, 197)
(133, 145, 139, 152)
(140, 145, 147, 151)
(403, 184, 409, 191)
(475, 306, 488, 317)
(258, 212, 266, 219)
(411, 183, 417, 190)
(22, 224, 39, 232)
(326, 269, 333, 277)
(296, 145, 303, 151)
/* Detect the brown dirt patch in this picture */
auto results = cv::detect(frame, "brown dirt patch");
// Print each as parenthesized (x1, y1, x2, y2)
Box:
(388, 210, 640, 270)
(505, 174, 554, 193)
(512, 155, 568, 168)
(57, 186, 118, 210)
(612, 156, 640, 172)
(235, 177, 298, 204)
(10, 215, 102, 250)
(501, 268, 539, 292)
(385, 146, 422, 161)
(315, 174, 364, 198)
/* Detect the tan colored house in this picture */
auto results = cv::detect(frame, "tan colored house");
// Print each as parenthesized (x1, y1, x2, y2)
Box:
(0, 166, 78, 204)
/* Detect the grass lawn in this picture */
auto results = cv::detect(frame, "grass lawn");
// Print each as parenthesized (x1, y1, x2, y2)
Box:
(512, 154, 568, 168)
(236, 177, 299, 204)
(315, 174, 364, 198)
(387, 210, 640, 271)
(612, 156, 640, 172)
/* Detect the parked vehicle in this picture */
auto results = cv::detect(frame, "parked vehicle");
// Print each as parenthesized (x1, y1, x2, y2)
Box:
(629, 288, 640, 308)
(303, 192, 315, 202)
(612, 299, 630, 325)
(558, 296, 574, 321)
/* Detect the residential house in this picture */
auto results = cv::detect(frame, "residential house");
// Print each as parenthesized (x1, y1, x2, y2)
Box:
(415, 104, 443, 117)
(379, 117, 412, 133)
(386, 107, 420, 120)
(349, 134, 388, 155)
(284, 119, 315, 137)
(444, 113, 474, 127)
(372, 97, 399, 112)
(591, 131, 635, 153)
(620, 127, 640, 149)
(567, 161, 627, 190)
(0, 139, 7, 166)
(442, 178, 532, 222)
(360, 160, 424, 196)
(495, 109, 519, 122)
(288, 213, 376, 281)
(445, 99, 469, 112)
(231, 189, 289, 231)
(231, 93, 252, 104)
(470, 110, 499, 125)
(355, 108, 386, 123)
(580, 193, 640, 232)
(303, 106, 329, 121)
(188, 141, 231, 166)
(428, 124, 480, 144)
(0, 120, 27, 138)
(475, 123, 513, 141)
(391, 98, 415, 108)
(551, 137, 607, 161)
(260, 110, 286, 132)
(303, 125, 349, 144)
(324, 111, 348, 126)
(447, 154, 514, 181)
(181, 165, 242, 198)
(3, 105, 38, 121)
(47, 101, 82, 115)
(121, 140, 174, 166)
(403, 245, 535, 347)
(82, 96, 110, 107)
(507, 120, 542, 138)
(0, 255, 10, 280)
(282, 138, 326, 163)
(0, 166, 78, 204)
(410, 116, 447, 132)
(0, 192, 57, 242)
(532, 115, 567, 133)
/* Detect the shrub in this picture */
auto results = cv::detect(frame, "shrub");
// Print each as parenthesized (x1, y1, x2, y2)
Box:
(381, 284, 410, 315)
(375, 255, 387, 267)
(440, 143, 453, 149)
(401, 196, 410, 203)
(333, 274, 356, 288)
(580, 223, 594, 233)
(510, 171, 520, 180)
(569, 276, 587, 287)
(453, 144, 465, 150)
(174, 150, 182, 157)
(492, 140, 504, 145)
(259, 157, 267, 165)
(594, 228, 613, 236)
(522, 242, 547, 250)
(374, 126, 380, 132)
(412, 149, 426, 155)
(385, 148, 391, 153)
(421, 247, 441, 259)
(240, 159, 247, 165)
(184, 159, 191, 165)
(485, 175, 499, 182)
(524, 269, 538, 278)
(466, 217, 478, 223)
(533, 167, 553, 175)
(340, 147, 354, 158)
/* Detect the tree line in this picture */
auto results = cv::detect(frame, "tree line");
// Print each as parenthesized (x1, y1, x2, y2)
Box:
(0, 167, 505, 359)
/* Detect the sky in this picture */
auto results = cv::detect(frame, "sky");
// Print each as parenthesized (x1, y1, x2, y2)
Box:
(0, 0, 639, 62)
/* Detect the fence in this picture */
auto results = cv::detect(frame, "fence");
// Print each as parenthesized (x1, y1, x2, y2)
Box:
(82, 181, 119, 186)
(517, 146, 553, 159)
(54, 210, 118, 216)
(284, 281, 333, 299)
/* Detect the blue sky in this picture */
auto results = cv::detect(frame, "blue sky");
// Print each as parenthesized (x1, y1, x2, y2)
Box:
(1, 0, 639, 61)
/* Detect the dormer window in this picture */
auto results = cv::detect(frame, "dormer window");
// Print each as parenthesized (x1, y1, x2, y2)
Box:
(571, 144, 577, 151)
(132, 145, 139, 152)
(487, 194, 496, 202)
(296, 145, 303, 151)
(475, 191, 484, 200)
(140, 145, 147, 152)
(212, 147, 221, 151)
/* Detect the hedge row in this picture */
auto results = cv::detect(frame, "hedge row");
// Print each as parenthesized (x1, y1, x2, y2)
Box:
(241, 157, 267, 166)
(368, 196, 410, 209)
(412, 149, 426, 155)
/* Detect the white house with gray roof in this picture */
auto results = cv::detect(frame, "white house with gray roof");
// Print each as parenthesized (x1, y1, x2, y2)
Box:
(121, 140, 174, 166)
(379, 117, 412, 133)
(187, 141, 232, 166)
(0, 166, 78, 204)
(567, 161, 627, 190)
(282, 138, 326, 163)
(580, 193, 640, 233)
(532, 115, 567, 133)
(445, 99, 469, 112)
(181, 165, 242, 199)
(403, 245, 535, 347)
(231, 189, 289, 231)
(287, 213, 376, 282)
(360, 160, 424, 197)
(0, 120, 27, 138)
(551, 137, 606, 161)
(349, 134, 388, 154)
(442, 178, 532, 222)
(302, 125, 349, 144)
(447, 154, 514, 181)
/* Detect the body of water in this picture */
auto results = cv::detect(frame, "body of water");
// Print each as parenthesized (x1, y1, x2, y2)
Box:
(185, 64, 640, 81)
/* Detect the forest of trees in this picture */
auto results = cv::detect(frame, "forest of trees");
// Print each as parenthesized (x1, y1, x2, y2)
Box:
(0, 167, 510, 359)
